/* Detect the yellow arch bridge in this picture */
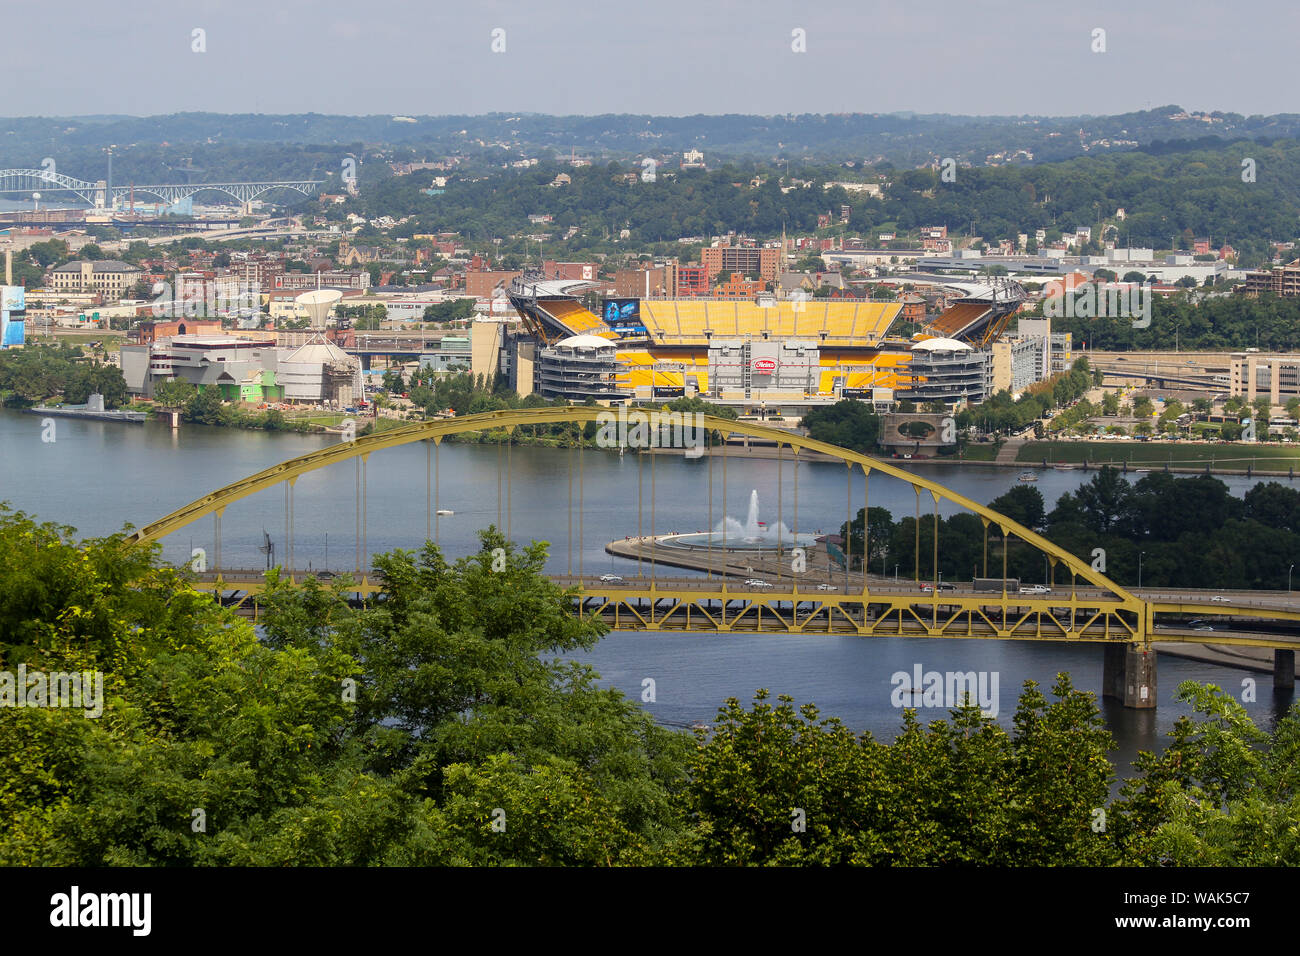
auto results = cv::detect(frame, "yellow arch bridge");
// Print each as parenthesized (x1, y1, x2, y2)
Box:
(127, 408, 1300, 709)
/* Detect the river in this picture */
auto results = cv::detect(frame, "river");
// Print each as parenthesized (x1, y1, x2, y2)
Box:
(2, 408, 1294, 774)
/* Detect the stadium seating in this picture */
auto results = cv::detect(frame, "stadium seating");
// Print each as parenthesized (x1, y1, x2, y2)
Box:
(638, 300, 903, 343)
(537, 299, 614, 338)
(928, 301, 990, 339)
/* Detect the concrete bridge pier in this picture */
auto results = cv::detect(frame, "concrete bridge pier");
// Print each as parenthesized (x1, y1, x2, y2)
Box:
(1275, 649, 1296, 691)
(1103, 642, 1157, 709)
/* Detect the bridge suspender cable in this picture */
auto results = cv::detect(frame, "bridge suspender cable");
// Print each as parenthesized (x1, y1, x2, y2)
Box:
(914, 487, 921, 585)
(777, 442, 784, 567)
(933, 493, 940, 629)
(579, 435, 585, 579)
(863, 465, 869, 597)
(568, 442, 573, 577)
(637, 447, 643, 579)
(707, 428, 713, 582)
(651, 445, 657, 584)
(845, 464, 852, 593)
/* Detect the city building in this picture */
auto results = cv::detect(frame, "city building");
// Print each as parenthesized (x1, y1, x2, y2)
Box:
(1230, 352, 1300, 405)
(272, 270, 370, 292)
(120, 332, 362, 407)
(278, 339, 363, 406)
(700, 244, 782, 283)
(1244, 261, 1300, 297)
(120, 335, 279, 401)
(675, 265, 710, 297)
(614, 265, 673, 298)
(465, 270, 524, 299)
(417, 335, 472, 373)
(132, 318, 224, 344)
(48, 260, 144, 296)
(541, 261, 599, 281)
(990, 336, 1043, 394)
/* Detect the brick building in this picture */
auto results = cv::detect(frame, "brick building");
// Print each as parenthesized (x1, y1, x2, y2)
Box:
(700, 244, 782, 283)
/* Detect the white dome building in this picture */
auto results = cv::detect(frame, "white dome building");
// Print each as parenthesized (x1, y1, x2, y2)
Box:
(536, 333, 631, 401)
(899, 336, 991, 404)
(279, 337, 364, 407)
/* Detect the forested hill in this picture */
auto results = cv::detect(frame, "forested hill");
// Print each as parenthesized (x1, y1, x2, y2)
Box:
(5, 105, 1300, 172)
(351, 140, 1300, 262)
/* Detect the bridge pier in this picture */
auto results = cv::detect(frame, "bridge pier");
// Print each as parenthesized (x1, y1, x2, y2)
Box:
(1103, 642, 1157, 709)
(1275, 649, 1295, 691)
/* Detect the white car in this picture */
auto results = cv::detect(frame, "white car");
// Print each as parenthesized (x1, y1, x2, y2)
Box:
(599, 574, 624, 583)
(816, 583, 838, 591)
(1210, 595, 1231, 603)
(1019, 584, 1052, 595)
(745, 579, 773, 588)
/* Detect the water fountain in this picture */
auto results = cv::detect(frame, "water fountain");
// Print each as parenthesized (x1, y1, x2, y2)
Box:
(659, 489, 819, 552)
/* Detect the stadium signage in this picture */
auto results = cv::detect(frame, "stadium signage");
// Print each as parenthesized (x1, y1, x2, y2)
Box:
(752, 357, 777, 374)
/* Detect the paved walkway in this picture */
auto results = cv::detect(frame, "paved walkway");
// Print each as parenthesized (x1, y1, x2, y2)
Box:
(995, 438, 1025, 465)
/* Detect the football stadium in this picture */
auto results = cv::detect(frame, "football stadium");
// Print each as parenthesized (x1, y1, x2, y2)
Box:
(495, 274, 1026, 412)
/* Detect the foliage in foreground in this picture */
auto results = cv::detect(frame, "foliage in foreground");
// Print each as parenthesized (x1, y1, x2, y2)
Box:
(1, 503, 1297, 866)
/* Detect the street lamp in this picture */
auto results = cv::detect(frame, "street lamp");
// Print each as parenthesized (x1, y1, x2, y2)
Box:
(894, 564, 899, 583)
(1138, 551, 1145, 589)
(1289, 563, 1294, 593)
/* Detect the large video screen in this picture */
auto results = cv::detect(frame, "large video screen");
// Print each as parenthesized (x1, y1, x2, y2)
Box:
(603, 298, 646, 336)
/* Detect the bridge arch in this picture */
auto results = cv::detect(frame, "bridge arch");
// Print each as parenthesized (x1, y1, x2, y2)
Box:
(0, 168, 100, 204)
(127, 406, 1138, 606)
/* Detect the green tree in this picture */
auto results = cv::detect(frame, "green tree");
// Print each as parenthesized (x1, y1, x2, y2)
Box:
(153, 378, 196, 408)
(800, 400, 881, 453)
(184, 386, 225, 425)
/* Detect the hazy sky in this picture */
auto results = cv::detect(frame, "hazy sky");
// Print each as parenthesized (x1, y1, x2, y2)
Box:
(7, 0, 1298, 118)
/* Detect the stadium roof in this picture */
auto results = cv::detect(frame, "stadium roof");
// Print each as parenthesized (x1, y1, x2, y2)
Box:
(554, 333, 616, 350)
(511, 278, 598, 298)
(910, 337, 972, 352)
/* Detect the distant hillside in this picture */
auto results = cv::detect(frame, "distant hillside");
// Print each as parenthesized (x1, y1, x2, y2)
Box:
(3, 107, 1300, 181)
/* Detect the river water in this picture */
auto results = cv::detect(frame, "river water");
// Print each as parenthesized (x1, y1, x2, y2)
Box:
(2, 409, 1294, 774)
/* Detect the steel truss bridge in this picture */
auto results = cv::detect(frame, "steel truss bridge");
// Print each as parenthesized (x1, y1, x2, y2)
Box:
(0, 169, 323, 206)
(127, 408, 1300, 708)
